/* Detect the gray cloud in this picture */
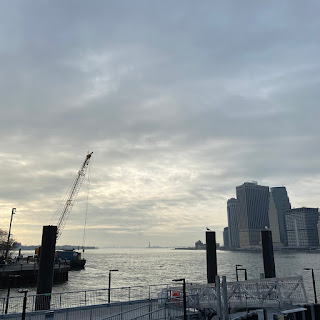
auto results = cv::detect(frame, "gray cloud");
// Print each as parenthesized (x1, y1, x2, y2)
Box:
(1, 1, 320, 247)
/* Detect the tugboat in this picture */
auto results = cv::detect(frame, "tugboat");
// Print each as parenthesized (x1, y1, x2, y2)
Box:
(56, 249, 86, 269)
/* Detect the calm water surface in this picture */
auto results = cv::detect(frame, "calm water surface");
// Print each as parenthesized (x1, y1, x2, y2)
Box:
(1, 248, 319, 301)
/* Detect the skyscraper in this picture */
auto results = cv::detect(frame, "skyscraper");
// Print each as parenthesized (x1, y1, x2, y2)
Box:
(268, 187, 291, 246)
(223, 227, 229, 249)
(227, 198, 239, 249)
(236, 182, 270, 247)
(285, 207, 319, 248)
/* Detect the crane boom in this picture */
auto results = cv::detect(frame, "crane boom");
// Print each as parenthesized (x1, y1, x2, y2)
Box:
(56, 152, 93, 240)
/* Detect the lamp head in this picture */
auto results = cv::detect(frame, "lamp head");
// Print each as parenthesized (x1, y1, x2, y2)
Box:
(12, 208, 16, 214)
(172, 278, 185, 282)
(18, 289, 28, 293)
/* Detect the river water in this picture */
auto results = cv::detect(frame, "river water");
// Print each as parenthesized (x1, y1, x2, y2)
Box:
(1, 248, 319, 302)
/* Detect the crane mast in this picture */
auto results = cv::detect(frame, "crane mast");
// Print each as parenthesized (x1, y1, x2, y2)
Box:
(56, 152, 93, 240)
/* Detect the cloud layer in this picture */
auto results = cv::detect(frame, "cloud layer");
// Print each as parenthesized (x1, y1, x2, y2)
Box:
(1, 1, 320, 247)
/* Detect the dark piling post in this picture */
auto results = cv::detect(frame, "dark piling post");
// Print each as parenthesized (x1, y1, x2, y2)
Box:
(35, 226, 57, 311)
(261, 229, 276, 278)
(206, 231, 217, 284)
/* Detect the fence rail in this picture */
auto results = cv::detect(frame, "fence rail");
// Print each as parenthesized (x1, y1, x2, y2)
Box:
(0, 284, 170, 315)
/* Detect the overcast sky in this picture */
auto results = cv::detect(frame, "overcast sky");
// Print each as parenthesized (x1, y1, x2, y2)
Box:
(1, 1, 320, 247)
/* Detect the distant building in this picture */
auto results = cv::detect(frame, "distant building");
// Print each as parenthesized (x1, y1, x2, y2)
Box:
(227, 198, 239, 248)
(285, 207, 319, 248)
(223, 227, 229, 249)
(268, 187, 291, 246)
(236, 182, 270, 247)
(195, 240, 206, 249)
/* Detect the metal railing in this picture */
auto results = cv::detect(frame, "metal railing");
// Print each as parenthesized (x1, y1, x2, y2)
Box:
(0, 300, 160, 320)
(0, 261, 69, 272)
(0, 284, 170, 315)
(101, 294, 200, 320)
(165, 276, 308, 310)
(226, 276, 308, 308)
(101, 303, 153, 320)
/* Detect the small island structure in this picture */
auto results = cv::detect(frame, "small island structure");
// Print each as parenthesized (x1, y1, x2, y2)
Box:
(175, 240, 220, 250)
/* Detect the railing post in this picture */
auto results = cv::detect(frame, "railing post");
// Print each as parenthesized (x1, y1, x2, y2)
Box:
(128, 287, 131, 301)
(276, 280, 283, 307)
(256, 281, 260, 302)
(2, 297, 5, 314)
(32, 295, 35, 311)
(59, 293, 62, 308)
(222, 276, 229, 320)
(216, 276, 222, 319)
(85, 291, 87, 306)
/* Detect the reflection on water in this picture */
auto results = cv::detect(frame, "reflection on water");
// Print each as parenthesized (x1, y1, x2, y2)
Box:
(1, 248, 319, 302)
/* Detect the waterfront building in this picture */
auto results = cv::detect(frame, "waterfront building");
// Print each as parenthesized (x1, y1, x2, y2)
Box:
(284, 207, 319, 248)
(227, 198, 239, 248)
(268, 187, 291, 247)
(236, 182, 270, 247)
(223, 227, 229, 249)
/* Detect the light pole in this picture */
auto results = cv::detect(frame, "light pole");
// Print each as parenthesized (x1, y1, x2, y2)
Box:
(304, 268, 317, 304)
(18, 289, 28, 320)
(236, 264, 242, 281)
(172, 278, 187, 320)
(238, 268, 248, 281)
(5, 208, 16, 263)
(108, 269, 119, 303)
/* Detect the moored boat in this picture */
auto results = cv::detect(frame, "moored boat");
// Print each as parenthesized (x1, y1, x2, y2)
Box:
(56, 249, 86, 269)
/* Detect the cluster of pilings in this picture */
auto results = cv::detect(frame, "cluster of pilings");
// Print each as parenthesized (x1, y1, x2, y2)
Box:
(206, 229, 276, 284)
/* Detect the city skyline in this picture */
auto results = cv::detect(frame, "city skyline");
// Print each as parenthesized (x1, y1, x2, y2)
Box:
(1, 1, 320, 247)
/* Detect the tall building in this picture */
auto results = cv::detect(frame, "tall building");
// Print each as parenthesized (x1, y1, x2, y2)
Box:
(227, 198, 239, 248)
(223, 227, 229, 249)
(268, 187, 291, 246)
(285, 207, 319, 248)
(236, 182, 270, 247)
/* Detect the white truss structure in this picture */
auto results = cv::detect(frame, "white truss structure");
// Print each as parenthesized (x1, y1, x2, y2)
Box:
(167, 276, 308, 310)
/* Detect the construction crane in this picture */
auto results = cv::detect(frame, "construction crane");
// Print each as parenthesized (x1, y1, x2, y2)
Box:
(56, 152, 93, 240)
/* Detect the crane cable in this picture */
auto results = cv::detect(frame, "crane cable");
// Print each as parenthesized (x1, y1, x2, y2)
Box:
(82, 159, 91, 256)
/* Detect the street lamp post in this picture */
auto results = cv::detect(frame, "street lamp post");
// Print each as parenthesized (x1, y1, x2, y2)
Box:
(172, 278, 187, 320)
(5, 208, 16, 263)
(108, 269, 119, 303)
(18, 289, 28, 320)
(304, 268, 317, 304)
(236, 264, 242, 282)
